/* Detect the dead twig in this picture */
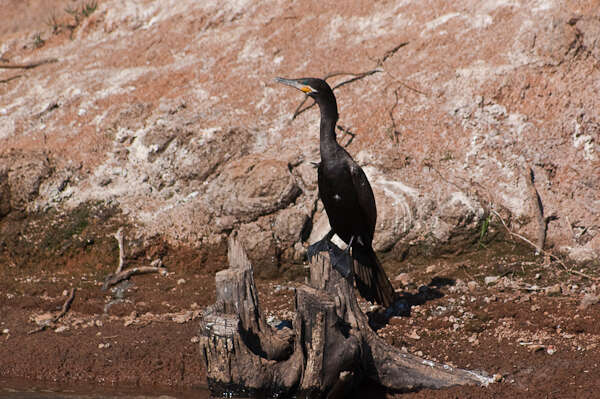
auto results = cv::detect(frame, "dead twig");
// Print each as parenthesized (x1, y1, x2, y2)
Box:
(0, 58, 58, 69)
(55, 288, 76, 320)
(336, 124, 355, 147)
(524, 166, 546, 254)
(569, 269, 600, 282)
(0, 74, 22, 84)
(292, 69, 382, 120)
(377, 42, 409, 66)
(388, 87, 401, 142)
(28, 288, 76, 334)
(490, 210, 600, 282)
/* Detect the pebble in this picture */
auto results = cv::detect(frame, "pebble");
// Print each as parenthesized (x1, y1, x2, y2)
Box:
(98, 343, 110, 349)
(395, 273, 413, 285)
(54, 326, 69, 333)
(545, 284, 562, 296)
(528, 344, 545, 352)
(484, 276, 499, 285)
(426, 265, 437, 274)
(177, 278, 186, 285)
(190, 336, 200, 343)
(546, 345, 556, 355)
(2, 329, 9, 334)
(467, 281, 479, 293)
(579, 293, 599, 310)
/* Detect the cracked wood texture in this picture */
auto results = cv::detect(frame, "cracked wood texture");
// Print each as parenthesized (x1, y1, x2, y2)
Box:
(199, 235, 493, 397)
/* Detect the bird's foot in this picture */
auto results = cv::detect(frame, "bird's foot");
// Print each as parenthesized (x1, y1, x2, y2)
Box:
(307, 239, 331, 263)
(328, 245, 352, 278)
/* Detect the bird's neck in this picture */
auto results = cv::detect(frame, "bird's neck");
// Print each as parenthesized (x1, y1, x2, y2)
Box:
(318, 101, 340, 158)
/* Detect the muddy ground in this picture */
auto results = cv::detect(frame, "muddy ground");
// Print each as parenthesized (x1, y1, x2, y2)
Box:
(1, 206, 599, 398)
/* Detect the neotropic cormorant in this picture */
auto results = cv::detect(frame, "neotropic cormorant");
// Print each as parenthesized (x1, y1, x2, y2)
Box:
(275, 77, 396, 308)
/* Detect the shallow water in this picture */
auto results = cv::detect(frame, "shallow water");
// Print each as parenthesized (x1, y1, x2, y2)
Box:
(0, 379, 211, 399)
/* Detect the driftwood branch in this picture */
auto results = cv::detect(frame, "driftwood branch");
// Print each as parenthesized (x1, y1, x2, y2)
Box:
(102, 228, 166, 290)
(102, 266, 167, 290)
(199, 235, 493, 397)
(28, 288, 76, 334)
(114, 227, 125, 273)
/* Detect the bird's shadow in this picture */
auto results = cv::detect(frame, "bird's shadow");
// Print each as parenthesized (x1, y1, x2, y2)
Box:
(366, 276, 455, 331)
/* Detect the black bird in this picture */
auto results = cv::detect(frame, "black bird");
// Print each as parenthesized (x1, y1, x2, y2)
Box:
(275, 77, 395, 307)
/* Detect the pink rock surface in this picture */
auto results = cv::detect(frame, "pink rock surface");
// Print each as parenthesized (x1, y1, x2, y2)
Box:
(1, 0, 598, 268)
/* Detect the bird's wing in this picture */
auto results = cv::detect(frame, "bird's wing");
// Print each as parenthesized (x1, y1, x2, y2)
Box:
(350, 162, 377, 242)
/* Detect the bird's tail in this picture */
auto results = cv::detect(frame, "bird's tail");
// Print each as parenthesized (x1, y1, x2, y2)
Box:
(351, 245, 395, 308)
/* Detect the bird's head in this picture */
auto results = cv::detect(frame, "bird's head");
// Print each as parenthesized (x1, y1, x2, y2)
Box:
(275, 77, 337, 116)
(275, 77, 335, 100)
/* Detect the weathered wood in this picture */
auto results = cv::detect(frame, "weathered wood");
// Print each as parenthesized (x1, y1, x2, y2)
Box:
(199, 235, 494, 397)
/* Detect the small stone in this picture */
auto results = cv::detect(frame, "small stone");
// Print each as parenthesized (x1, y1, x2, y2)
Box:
(484, 276, 499, 285)
(414, 350, 423, 357)
(407, 330, 421, 340)
(426, 265, 437, 274)
(492, 374, 503, 383)
(535, 273, 541, 279)
(579, 293, 599, 310)
(395, 273, 413, 285)
(33, 313, 54, 326)
(2, 329, 9, 334)
(151, 259, 163, 268)
(54, 325, 69, 333)
(546, 345, 556, 355)
(531, 304, 540, 312)
(177, 278, 186, 285)
(528, 344, 546, 352)
(467, 281, 479, 293)
(190, 336, 200, 343)
(95, 320, 103, 327)
(545, 284, 562, 296)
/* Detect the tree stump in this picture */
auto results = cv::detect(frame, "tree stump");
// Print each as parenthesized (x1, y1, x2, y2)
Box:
(199, 234, 493, 397)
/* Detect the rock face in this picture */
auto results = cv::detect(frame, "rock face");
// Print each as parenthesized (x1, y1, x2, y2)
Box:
(1, 0, 598, 269)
